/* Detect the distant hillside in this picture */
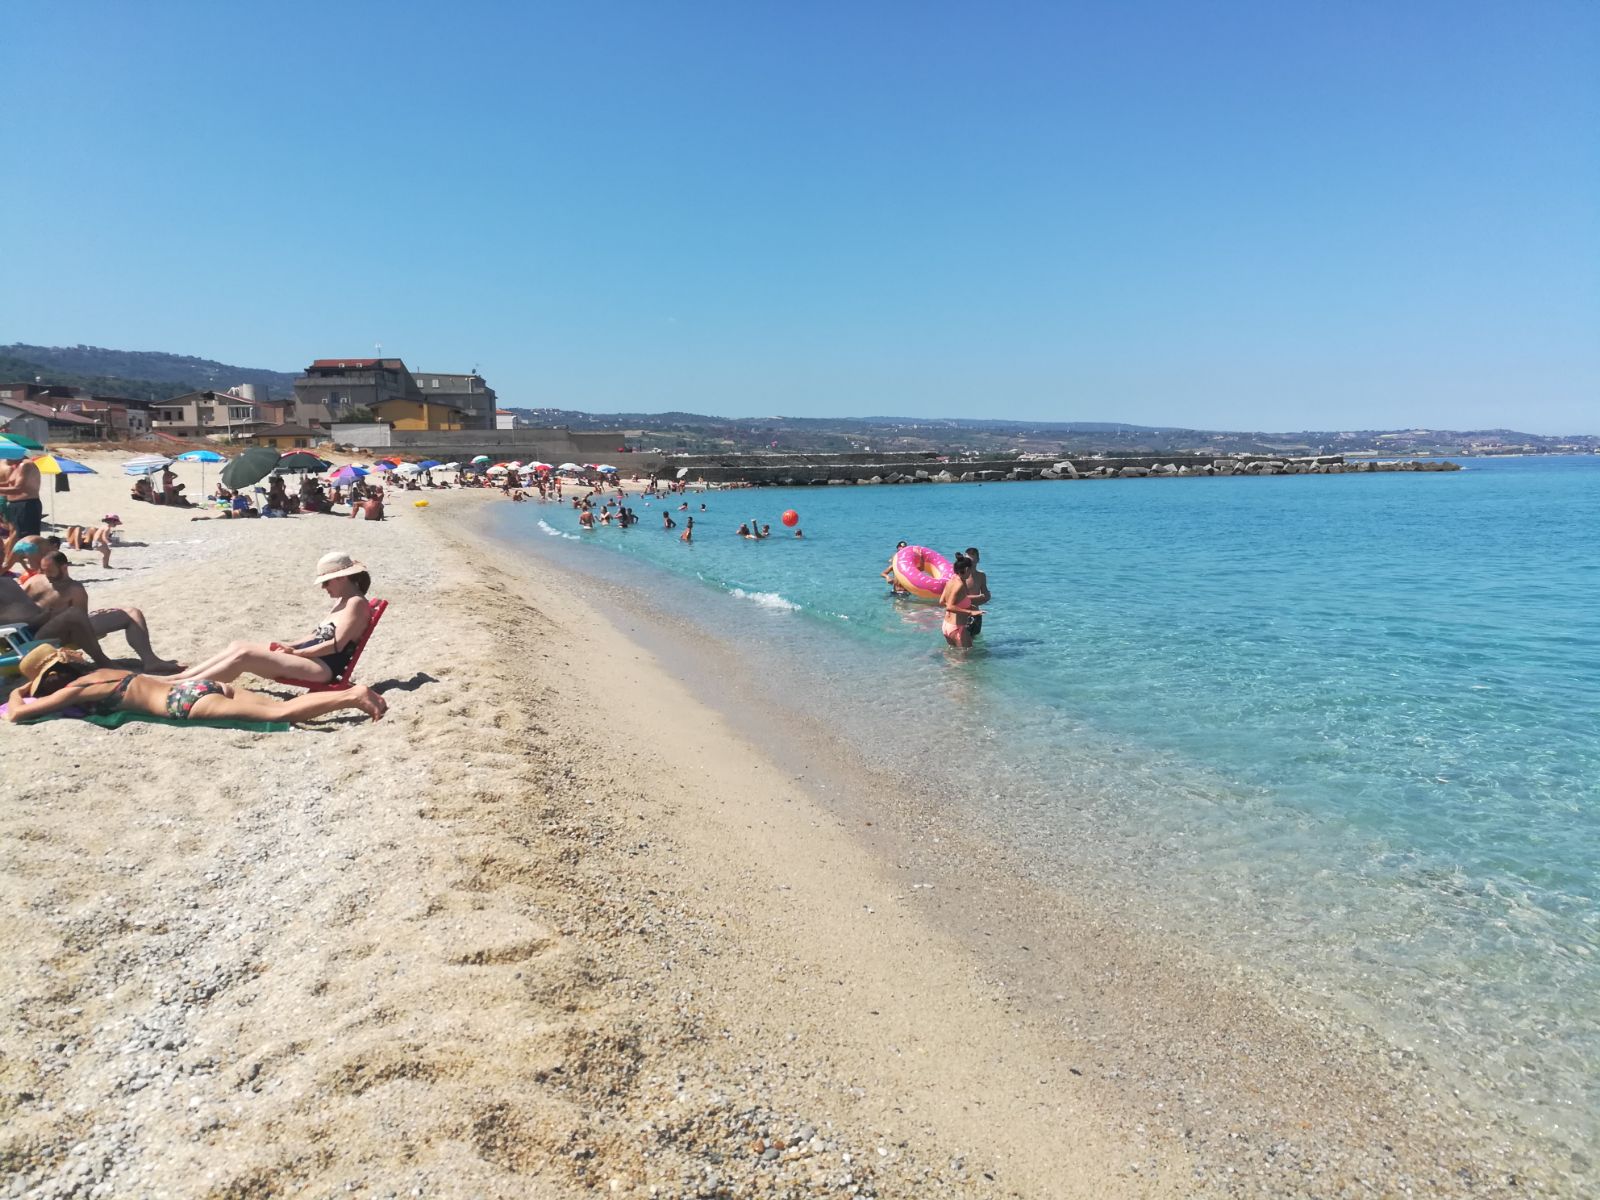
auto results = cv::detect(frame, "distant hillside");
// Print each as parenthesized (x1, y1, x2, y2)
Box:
(1, 343, 299, 399)
(511, 407, 1599, 457)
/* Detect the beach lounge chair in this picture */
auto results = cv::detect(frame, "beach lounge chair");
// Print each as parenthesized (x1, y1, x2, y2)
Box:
(274, 599, 387, 693)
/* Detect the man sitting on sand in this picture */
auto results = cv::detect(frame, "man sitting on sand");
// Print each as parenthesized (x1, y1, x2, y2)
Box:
(0, 570, 118, 667)
(24, 552, 181, 672)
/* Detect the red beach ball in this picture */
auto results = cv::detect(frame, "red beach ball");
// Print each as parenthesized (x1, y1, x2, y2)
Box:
(781, 509, 799, 527)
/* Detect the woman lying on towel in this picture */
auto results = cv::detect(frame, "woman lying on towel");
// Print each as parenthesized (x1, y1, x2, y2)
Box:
(5, 646, 385, 725)
(170, 552, 373, 686)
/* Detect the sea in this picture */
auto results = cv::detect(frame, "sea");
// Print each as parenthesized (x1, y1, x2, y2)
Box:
(485, 454, 1600, 1150)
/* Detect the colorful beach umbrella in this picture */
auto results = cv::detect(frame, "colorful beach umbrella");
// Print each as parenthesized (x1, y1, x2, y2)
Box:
(371, 461, 395, 472)
(32, 454, 96, 525)
(0, 442, 26, 461)
(471, 454, 491, 464)
(33, 454, 95, 475)
(326, 465, 364, 487)
(0, 432, 46, 451)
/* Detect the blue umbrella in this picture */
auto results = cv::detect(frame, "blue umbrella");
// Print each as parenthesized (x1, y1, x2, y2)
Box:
(0, 442, 25, 461)
(419, 459, 442, 469)
(177, 448, 226, 493)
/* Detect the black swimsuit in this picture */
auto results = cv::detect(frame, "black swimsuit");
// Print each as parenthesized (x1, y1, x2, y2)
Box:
(300, 620, 355, 679)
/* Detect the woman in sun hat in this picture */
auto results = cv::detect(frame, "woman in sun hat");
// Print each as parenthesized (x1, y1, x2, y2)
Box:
(4, 644, 385, 725)
(170, 551, 375, 686)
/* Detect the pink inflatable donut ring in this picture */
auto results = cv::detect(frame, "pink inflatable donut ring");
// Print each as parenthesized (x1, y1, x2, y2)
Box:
(892, 545, 953, 601)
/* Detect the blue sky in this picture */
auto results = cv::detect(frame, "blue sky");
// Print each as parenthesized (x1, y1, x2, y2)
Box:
(4, 1, 1595, 432)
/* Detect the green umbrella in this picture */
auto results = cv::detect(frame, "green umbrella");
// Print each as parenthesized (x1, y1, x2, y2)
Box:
(0, 431, 46, 451)
(276, 452, 332, 473)
(219, 447, 282, 490)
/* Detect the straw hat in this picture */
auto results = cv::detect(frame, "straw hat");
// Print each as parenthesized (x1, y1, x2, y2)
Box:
(17, 645, 86, 697)
(313, 551, 368, 584)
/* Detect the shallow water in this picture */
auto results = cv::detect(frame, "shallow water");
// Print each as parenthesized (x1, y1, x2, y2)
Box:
(488, 456, 1600, 1147)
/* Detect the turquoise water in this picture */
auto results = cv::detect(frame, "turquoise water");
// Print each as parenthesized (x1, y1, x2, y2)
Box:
(489, 456, 1600, 1145)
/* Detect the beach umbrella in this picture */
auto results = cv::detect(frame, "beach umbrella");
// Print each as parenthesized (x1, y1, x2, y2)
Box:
(326, 465, 363, 487)
(419, 459, 442, 469)
(0, 442, 26, 461)
(33, 454, 95, 475)
(276, 451, 330, 473)
(32, 454, 96, 526)
(123, 454, 172, 476)
(558, 462, 579, 473)
(371, 461, 396, 472)
(676, 467, 689, 479)
(597, 464, 617, 473)
(485, 464, 509, 475)
(442, 462, 461, 470)
(219, 447, 280, 490)
(393, 462, 423, 476)
(177, 448, 226, 494)
(471, 454, 490, 464)
(0, 432, 46, 451)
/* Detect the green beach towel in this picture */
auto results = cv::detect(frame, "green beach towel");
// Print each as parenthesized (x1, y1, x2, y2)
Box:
(1, 702, 287, 733)
(78, 709, 289, 733)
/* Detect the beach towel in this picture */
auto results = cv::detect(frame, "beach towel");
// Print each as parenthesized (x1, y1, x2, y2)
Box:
(0, 701, 288, 733)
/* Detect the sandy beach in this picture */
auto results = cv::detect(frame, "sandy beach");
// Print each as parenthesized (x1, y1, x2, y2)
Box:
(0, 453, 1575, 1198)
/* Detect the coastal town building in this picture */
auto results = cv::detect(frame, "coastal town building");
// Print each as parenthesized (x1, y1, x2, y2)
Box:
(247, 423, 325, 450)
(409, 371, 497, 429)
(150, 389, 268, 439)
(369, 396, 465, 431)
(290, 358, 497, 430)
(0, 389, 99, 442)
(495, 409, 516, 430)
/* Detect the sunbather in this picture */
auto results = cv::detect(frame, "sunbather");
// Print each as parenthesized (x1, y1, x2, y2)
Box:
(171, 552, 374, 685)
(6, 645, 385, 725)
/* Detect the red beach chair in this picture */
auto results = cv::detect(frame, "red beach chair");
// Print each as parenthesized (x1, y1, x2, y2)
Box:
(275, 598, 387, 693)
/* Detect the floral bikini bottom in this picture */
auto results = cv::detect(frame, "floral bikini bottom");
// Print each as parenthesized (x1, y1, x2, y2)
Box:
(165, 679, 226, 720)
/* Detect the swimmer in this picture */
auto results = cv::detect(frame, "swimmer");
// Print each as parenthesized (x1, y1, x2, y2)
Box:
(680, 516, 694, 543)
(882, 541, 909, 594)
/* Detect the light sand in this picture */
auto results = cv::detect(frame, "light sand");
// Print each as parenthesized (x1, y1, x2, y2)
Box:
(0, 454, 1577, 1198)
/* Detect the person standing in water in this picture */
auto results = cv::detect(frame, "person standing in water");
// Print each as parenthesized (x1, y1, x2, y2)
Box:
(882, 541, 908, 594)
(963, 546, 990, 638)
(938, 554, 983, 649)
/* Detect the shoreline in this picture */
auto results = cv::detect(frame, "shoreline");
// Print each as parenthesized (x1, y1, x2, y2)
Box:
(467, 501, 1581, 1195)
(0, 457, 1578, 1197)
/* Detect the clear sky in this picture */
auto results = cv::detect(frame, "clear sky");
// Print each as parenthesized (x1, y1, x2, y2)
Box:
(4, 1, 1596, 433)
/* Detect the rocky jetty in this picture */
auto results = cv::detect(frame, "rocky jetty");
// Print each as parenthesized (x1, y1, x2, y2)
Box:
(656, 452, 1462, 486)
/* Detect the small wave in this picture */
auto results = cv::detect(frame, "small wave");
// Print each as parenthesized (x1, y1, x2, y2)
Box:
(729, 588, 801, 612)
(536, 519, 580, 541)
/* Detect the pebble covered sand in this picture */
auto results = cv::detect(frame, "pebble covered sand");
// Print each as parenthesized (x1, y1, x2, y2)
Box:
(0, 454, 1581, 1198)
